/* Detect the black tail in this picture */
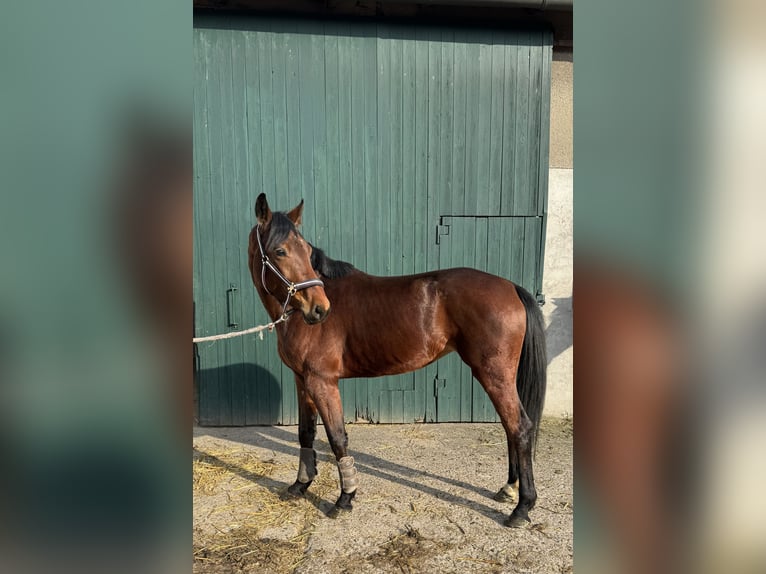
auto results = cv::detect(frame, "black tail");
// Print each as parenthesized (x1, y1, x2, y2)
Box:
(514, 285, 548, 452)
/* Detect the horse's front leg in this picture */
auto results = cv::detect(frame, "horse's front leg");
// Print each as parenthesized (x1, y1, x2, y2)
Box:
(306, 376, 358, 517)
(284, 374, 319, 499)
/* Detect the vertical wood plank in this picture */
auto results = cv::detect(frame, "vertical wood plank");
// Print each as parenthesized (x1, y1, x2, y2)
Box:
(488, 32, 506, 215)
(208, 30, 230, 425)
(413, 26, 432, 421)
(270, 22, 289, 204)
(194, 30, 221, 425)
(513, 33, 531, 216)
(228, 30, 249, 425)
(426, 27, 441, 275)
(452, 33, 468, 216)
(310, 27, 329, 246)
(438, 31, 454, 221)
(463, 35, 479, 215)
(476, 38, 492, 215)
(500, 39, 517, 216)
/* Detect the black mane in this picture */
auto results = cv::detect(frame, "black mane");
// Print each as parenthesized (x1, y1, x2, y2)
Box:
(264, 211, 355, 279)
(310, 245, 356, 279)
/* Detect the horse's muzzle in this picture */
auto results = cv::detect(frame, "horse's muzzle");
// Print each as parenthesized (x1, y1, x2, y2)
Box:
(304, 304, 329, 325)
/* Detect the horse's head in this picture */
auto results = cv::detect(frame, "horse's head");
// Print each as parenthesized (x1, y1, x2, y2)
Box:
(250, 193, 331, 325)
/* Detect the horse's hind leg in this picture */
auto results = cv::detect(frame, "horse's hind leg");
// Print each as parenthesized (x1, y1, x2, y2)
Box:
(472, 365, 537, 527)
(306, 376, 358, 516)
(505, 408, 537, 527)
(284, 374, 319, 499)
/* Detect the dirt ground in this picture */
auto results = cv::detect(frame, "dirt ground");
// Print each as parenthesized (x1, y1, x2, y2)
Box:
(193, 417, 573, 574)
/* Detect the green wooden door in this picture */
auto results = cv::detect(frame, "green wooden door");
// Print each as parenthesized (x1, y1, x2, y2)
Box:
(193, 14, 551, 425)
(435, 216, 544, 422)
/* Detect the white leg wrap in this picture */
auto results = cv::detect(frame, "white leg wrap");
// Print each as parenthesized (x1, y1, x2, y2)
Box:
(297, 447, 317, 483)
(337, 456, 358, 494)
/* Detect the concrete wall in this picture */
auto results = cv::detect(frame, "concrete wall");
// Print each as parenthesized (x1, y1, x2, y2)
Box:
(542, 48, 573, 416)
(550, 49, 573, 169)
(542, 168, 573, 416)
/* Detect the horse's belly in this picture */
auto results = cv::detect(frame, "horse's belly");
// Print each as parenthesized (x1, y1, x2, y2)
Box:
(341, 339, 453, 378)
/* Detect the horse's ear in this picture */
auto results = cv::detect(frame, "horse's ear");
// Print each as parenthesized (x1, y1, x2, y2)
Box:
(255, 193, 272, 227)
(286, 199, 304, 226)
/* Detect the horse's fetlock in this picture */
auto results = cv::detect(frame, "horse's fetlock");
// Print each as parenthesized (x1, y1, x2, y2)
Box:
(518, 487, 537, 512)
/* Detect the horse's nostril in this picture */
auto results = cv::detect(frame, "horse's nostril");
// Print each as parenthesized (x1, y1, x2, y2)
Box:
(314, 305, 325, 318)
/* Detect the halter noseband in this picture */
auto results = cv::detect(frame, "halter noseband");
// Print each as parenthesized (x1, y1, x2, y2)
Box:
(255, 224, 325, 321)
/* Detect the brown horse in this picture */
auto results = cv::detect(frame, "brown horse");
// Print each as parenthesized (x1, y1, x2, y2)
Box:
(247, 194, 547, 527)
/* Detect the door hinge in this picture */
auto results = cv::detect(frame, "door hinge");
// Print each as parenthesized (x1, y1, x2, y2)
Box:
(436, 224, 450, 244)
(536, 291, 546, 306)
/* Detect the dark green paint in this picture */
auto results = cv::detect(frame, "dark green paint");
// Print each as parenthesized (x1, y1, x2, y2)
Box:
(194, 15, 551, 425)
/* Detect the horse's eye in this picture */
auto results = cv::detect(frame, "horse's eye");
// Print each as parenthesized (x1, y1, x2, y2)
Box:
(275, 248, 287, 257)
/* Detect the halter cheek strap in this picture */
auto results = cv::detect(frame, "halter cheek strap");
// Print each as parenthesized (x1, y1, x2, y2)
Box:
(255, 224, 325, 321)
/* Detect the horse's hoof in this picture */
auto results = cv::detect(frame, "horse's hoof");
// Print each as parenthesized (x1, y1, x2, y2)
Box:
(493, 484, 518, 503)
(280, 490, 301, 501)
(281, 481, 310, 500)
(326, 504, 352, 519)
(504, 512, 531, 528)
(327, 490, 356, 517)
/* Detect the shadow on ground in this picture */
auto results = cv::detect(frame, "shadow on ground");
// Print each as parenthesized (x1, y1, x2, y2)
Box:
(195, 424, 510, 525)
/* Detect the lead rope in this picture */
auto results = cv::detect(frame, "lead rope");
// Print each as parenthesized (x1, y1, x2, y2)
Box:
(192, 314, 289, 343)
